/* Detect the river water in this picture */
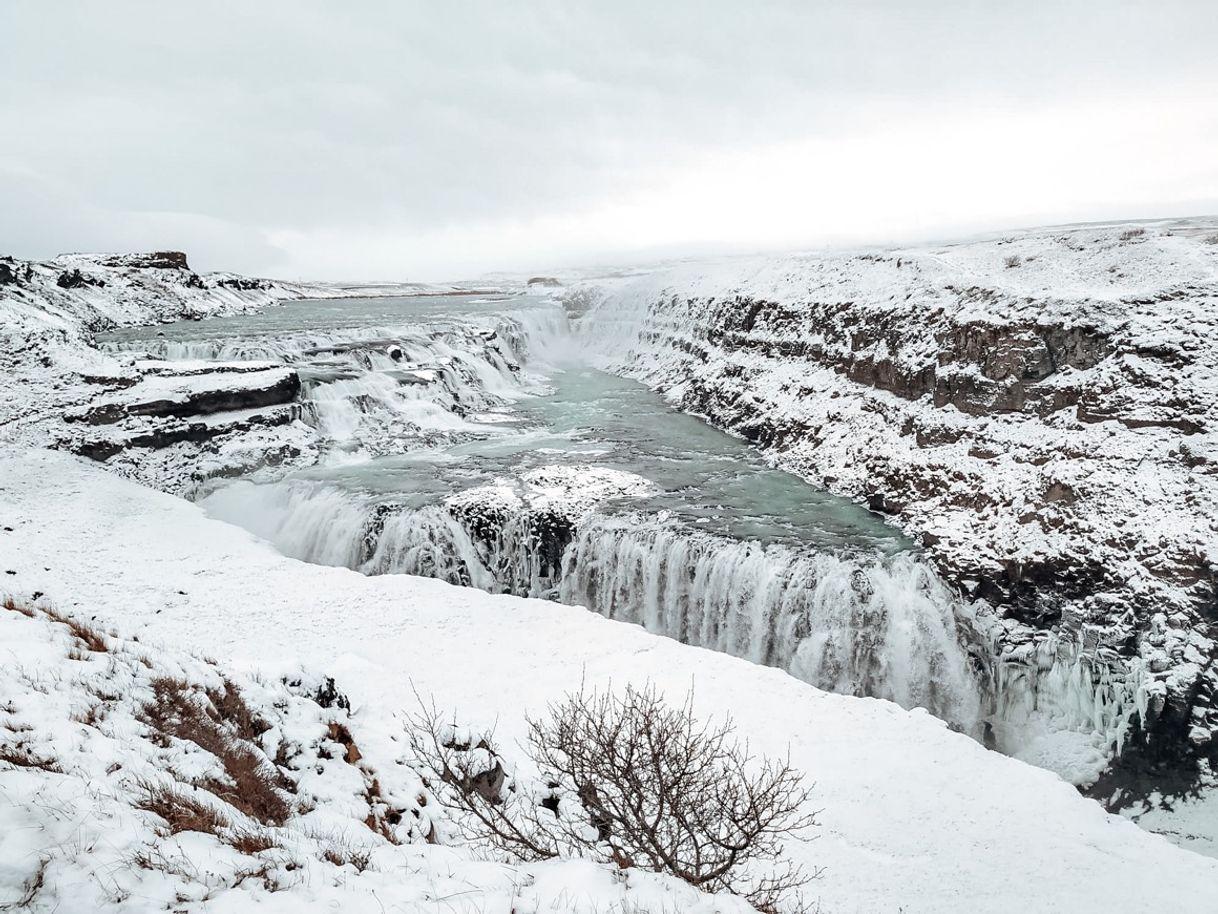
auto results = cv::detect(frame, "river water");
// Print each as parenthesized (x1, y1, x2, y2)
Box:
(99, 292, 990, 731)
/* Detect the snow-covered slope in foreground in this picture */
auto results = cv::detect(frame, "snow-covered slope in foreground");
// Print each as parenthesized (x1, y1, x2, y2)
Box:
(0, 598, 747, 914)
(2, 450, 1217, 913)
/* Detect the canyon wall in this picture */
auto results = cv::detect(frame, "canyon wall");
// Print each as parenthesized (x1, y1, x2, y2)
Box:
(575, 220, 1218, 781)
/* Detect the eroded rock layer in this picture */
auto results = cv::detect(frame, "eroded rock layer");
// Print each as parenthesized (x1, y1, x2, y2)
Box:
(574, 219, 1218, 780)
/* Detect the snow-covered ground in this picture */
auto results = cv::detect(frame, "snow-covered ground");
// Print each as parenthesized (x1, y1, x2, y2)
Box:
(3, 448, 1218, 912)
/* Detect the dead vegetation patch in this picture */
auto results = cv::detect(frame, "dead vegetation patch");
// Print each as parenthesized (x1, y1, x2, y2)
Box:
(2, 595, 35, 617)
(361, 776, 403, 844)
(43, 606, 110, 653)
(326, 721, 362, 763)
(0, 741, 63, 773)
(70, 701, 105, 727)
(322, 842, 373, 872)
(2, 596, 110, 654)
(140, 676, 291, 826)
(225, 827, 279, 855)
(136, 781, 231, 836)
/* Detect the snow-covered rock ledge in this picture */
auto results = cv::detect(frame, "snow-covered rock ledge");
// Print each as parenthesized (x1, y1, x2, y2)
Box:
(2, 448, 1218, 911)
(0, 251, 513, 490)
(573, 219, 1218, 782)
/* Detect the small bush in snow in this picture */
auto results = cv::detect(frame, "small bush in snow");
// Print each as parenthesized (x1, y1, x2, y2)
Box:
(1204, 233, 1218, 245)
(1119, 227, 1146, 241)
(409, 683, 820, 913)
(1003, 254, 1022, 269)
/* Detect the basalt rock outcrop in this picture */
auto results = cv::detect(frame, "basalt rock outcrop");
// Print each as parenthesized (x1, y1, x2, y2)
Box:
(56, 360, 313, 489)
(575, 219, 1218, 786)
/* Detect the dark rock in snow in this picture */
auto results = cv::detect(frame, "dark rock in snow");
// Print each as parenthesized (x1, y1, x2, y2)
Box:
(56, 268, 105, 289)
(101, 251, 191, 270)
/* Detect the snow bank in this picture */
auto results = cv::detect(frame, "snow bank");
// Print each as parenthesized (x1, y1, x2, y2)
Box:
(2, 448, 1217, 913)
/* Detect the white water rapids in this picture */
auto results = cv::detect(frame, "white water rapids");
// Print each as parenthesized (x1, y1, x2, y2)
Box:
(202, 477, 985, 729)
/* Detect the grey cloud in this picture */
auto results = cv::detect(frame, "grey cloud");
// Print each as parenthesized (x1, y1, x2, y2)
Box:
(2, 1, 1215, 277)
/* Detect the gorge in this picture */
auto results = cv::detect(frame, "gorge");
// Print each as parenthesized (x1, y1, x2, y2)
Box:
(3, 222, 1217, 907)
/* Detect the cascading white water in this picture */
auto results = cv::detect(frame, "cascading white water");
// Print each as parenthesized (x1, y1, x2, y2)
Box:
(201, 479, 371, 568)
(200, 478, 984, 730)
(102, 313, 563, 457)
(558, 515, 982, 728)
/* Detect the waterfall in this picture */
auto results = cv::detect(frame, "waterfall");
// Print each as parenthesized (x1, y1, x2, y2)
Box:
(102, 313, 562, 457)
(200, 478, 985, 731)
(558, 515, 983, 728)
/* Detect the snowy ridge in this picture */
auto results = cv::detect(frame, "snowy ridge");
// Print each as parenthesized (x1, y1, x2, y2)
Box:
(2, 447, 1218, 912)
(572, 218, 1218, 776)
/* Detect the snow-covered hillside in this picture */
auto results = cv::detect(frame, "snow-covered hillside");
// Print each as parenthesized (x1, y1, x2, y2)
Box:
(0, 593, 756, 914)
(573, 218, 1218, 787)
(3, 449, 1218, 913)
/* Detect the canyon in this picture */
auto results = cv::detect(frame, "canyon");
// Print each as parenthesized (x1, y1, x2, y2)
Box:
(3, 223, 1218, 910)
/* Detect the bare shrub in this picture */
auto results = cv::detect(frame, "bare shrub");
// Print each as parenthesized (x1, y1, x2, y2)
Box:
(1003, 254, 1022, 269)
(1205, 233, 1218, 245)
(140, 677, 291, 826)
(136, 781, 231, 836)
(409, 683, 819, 913)
(1119, 227, 1146, 240)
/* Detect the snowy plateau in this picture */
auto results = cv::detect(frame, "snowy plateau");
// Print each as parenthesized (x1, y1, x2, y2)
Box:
(1, 227, 1218, 914)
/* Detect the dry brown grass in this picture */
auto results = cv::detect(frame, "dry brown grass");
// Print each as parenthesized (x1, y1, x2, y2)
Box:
(225, 827, 279, 855)
(70, 701, 105, 727)
(136, 781, 231, 836)
(322, 842, 373, 872)
(326, 721, 362, 764)
(2, 595, 35, 617)
(3, 597, 110, 655)
(362, 777, 404, 845)
(0, 742, 63, 773)
(43, 606, 109, 653)
(208, 678, 270, 744)
(140, 677, 291, 826)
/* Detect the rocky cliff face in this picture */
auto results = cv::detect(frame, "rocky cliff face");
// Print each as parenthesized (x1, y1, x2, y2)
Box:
(0, 252, 345, 492)
(575, 219, 1218, 785)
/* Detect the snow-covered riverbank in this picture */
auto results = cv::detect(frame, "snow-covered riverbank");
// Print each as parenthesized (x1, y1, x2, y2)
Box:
(3, 448, 1218, 912)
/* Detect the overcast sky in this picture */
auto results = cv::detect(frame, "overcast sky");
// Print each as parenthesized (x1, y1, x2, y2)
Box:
(2, 2, 1216, 280)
